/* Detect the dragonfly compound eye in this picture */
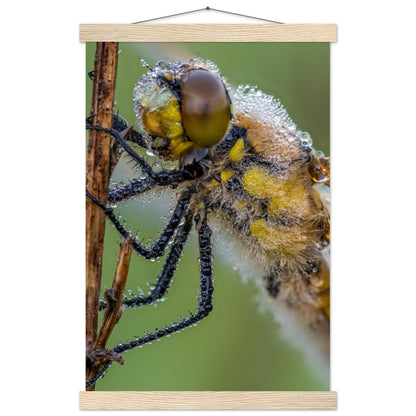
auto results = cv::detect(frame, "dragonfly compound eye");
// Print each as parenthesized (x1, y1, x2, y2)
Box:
(181, 69, 232, 148)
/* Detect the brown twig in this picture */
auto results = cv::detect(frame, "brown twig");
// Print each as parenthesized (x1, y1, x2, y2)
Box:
(86, 238, 133, 387)
(96, 238, 133, 349)
(85, 42, 119, 390)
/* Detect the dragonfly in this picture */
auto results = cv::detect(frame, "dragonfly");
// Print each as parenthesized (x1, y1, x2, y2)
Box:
(86, 55, 330, 388)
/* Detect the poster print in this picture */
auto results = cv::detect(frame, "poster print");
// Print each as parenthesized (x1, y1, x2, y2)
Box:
(86, 41, 330, 392)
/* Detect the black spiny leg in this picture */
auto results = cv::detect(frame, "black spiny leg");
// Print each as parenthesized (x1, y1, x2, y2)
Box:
(86, 188, 192, 261)
(86, 213, 193, 387)
(102, 210, 193, 310)
(86, 116, 153, 177)
(112, 214, 214, 354)
(112, 114, 147, 148)
(86, 214, 214, 388)
(86, 207, 193, 388)
(107, 178, 156, 204)
(107, 168, 193, 203)
(86, 360, 112, 388)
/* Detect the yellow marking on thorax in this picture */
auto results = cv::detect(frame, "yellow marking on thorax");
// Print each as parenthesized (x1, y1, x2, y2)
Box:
(250, 219, 309, 255)
(242, 167, 311, 220)
(171, 141, 194, 159)
(220, 169, 235, 183)
(242, 167, 270, 198)
(229, 138, 245, 162)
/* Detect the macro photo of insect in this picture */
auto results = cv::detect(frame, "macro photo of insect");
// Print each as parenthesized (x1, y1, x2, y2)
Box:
(85, 42, 330, 391)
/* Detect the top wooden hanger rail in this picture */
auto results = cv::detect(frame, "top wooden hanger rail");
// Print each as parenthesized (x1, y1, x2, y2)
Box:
(79, 24, 337, 42)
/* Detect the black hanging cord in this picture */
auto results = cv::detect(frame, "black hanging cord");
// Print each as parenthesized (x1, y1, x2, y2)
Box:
(132, 6, 283, 25)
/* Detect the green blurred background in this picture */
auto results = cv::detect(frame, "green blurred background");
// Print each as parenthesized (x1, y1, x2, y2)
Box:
(86, 42, 330, 391)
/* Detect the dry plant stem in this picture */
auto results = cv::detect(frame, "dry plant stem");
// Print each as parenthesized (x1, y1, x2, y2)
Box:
(85, 42, 119, 389)
(96, 238, 133, 349)
(86, 238, 133, 385)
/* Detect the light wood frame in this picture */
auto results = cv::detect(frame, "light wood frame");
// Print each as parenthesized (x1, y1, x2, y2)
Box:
(80, 391, 337, 410)
(80, 23, 336, 42)
(81, 23, 337, 410)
